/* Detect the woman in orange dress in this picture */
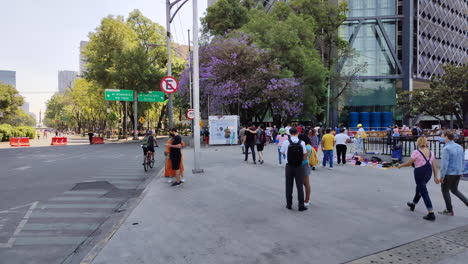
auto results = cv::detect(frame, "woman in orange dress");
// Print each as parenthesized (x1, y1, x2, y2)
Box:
(164, 137, 185, 178)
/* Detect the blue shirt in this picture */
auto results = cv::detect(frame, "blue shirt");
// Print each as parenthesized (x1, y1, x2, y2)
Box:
(440, 141, 465, 179)
(303, 145, 313, 165)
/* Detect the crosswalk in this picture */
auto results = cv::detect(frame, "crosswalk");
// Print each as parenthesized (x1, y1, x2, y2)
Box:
(5, 164, 152, 248)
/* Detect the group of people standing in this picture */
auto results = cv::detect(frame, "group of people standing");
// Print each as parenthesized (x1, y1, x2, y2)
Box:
(238, 122, 467, 220)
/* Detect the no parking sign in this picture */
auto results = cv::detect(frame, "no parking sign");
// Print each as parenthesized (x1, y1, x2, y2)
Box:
(160, 76, 179, 94)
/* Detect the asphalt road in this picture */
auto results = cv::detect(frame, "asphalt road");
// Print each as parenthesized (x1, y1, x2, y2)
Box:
(0, 140, 165, 264)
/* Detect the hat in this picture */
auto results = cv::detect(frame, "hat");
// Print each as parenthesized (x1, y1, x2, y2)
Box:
(357, 124, 363, 127)
(279, 128, 286, 134)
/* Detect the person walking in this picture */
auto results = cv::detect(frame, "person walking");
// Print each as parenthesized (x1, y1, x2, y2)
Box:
(437, 131, 468, 216)
(335, 128, 350, 165)
(321, 128, 335, 169)
(276, 128, 288, 166)
(256, 124, 266, 164)
(239, 125, 246, 154)
(298, 134, 312, 207)
(271, 125, 278, 143)
(308, 129, 319, 152)
(285, 123, 292, 136)
(281, 127, 308, 211)
(398, 137, 438, 221)
(166, 128, 183, 187)
(244, 123, 257, 164)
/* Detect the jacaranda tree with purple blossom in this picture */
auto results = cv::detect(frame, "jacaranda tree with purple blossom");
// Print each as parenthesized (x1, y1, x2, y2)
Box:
(179, 33, 303, 124)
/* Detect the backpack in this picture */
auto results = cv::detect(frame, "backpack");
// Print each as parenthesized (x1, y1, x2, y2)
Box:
(411, 128, 418, 136)
(308, 146, 318, 166)
(142, 136, 149, 147)
(260, 131, 266, 144)
(287, 139, 303, 167)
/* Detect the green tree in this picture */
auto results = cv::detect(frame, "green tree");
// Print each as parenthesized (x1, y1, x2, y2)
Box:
(398, 64, 468, 127)
(201, 0, 250, 36)
(242, 3, 326, 118)
(0, 82, 24, 123)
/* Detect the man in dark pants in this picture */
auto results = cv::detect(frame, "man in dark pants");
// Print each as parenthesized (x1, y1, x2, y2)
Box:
(88, 131, 94, 144)
(436, 131, 468, 216)
(281, 127, 308, 211)
(335, 128, 350, 165)
(244, 123, 257, 164)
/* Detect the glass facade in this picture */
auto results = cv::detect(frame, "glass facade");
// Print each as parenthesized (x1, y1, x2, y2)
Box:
(338, 0, 398, 113)
(347, 0, 396, 17)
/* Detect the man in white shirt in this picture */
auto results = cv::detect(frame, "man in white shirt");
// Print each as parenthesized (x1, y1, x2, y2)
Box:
(281, 127, 308, 211)
(335, 128, 350, 165)
(285, 124, 291, 135)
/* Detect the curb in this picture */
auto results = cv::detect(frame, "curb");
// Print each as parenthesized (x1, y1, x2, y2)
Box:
(78, 167, 165, 264)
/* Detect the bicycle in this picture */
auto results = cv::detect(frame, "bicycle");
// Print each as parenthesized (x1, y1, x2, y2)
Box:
(142, 147, 155, 172)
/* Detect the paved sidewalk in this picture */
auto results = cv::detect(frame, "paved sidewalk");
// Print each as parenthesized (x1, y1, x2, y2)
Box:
(90, 144, 468, 264)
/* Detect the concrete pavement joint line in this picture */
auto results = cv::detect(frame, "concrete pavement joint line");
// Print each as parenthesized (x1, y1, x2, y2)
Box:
(79, 166, 165, 264)
(0, 201, 38, 248)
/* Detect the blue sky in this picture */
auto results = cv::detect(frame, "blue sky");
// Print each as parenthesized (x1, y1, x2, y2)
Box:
(0, 0, 207, 122)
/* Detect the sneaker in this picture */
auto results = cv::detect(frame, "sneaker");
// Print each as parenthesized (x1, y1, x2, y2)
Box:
(304, 202, 310, 207)
(328, 167, 333, 170)
(286, 205, 292, 210)
(171, 181, 182, 187)
(407, 202, 416, 211)
(167, 179, 174, 184)
(181, 179, 185, 183)
(253, 161, 257, 164)
(322, 165, 326, 169)
(423, 212, 436, 221)
(438, 210, 454, 216)
(298, 207, 308, 211)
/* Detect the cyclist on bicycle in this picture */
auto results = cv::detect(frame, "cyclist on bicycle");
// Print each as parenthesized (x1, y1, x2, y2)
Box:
(142, 130, 158, 165)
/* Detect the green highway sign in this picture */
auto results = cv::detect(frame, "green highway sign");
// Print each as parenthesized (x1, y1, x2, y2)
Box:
(105, 89, 133, 101)
(138, 91, 165, 102)
(105, 89, 165, 102)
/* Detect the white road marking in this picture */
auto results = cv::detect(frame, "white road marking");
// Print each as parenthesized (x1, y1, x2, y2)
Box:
(14, 166, 32, 171)
(0, 202, 35, 214)
(0, 201, 38, 248)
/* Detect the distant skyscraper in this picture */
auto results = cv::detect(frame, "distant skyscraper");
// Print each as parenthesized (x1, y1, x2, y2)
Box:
(58, 70, 78, 93)
(0, 70, 16, 86)
(80, 41, 89, 75)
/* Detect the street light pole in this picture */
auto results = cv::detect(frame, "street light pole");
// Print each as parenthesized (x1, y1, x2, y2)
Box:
(192, 0, 203, 174)
(166, 0, 173, 129)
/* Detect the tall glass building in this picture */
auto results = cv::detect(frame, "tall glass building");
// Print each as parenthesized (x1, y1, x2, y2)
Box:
(338, 0, 467, 125)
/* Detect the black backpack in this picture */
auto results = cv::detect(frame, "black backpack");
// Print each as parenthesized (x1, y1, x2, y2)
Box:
(411, 128, 418, 136)
(287, 139, 303, 167)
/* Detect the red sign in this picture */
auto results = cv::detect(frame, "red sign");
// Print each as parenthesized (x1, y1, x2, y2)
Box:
(186, 109, 195, 119)
(160, 76, 179, 94)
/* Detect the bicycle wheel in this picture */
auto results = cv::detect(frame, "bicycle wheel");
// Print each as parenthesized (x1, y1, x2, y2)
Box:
(143, 157, 148, 172)
(149, 158, 154, 168)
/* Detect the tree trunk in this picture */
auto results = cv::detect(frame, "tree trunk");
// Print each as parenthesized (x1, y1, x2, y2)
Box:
(155, 105, 167, 135)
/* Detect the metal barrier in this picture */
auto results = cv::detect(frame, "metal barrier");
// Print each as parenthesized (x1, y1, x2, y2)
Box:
(364, 137, 467, 159)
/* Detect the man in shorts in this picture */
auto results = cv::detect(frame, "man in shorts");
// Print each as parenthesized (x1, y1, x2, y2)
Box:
(166, 128, 183, 187)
